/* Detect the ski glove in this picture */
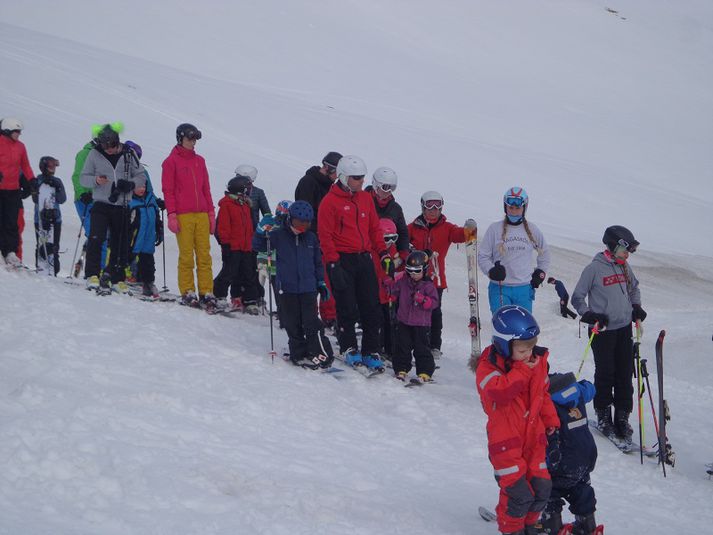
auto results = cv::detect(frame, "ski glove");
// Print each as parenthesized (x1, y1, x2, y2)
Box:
(116, 179, 134, 193)
(156, 198, 166, 211)
(317, 281, 331, 302)
(167, 213, 180, 234)
(580, 311, 609, 328)
(43, 177, 59, 188)
(632, 304, 647, 322)
(154, 221, 164, 246)
(546, 429, 562, 470)
(327, 262, 348, 291)
(414, 291, 433, 308)
(80, 191, 93, 205)
(380, 253, 394, 275)
(257, 214, 276, 235)
(530, 268, 546, 288)
(463, 219, 477, 243)
(488, 261, 506, 282)
(208, 212, 216, 235)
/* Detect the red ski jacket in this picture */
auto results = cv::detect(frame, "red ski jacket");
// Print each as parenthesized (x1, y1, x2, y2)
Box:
(408, 214, 466, 289)
(0, 136, 34, 191)
(161, 145, 214, 217)
(372, 243, 400, 304)
(216, 195, 254, 252)
(475, 345, 559, 465)
(317, 183, 384, 263)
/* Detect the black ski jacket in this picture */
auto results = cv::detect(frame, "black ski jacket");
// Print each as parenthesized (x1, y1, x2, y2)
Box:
(294, 166, 333, 222)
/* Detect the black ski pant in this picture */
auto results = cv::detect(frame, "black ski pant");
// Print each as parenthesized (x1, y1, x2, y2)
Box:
(214, 250, 258, 303)
(329, 252, 381, 355)
(380, 302, 397, 358)
(280, 292, 332, 362)
(393, 323, 435, 377)
(0, 189, 22, 257)
(86, 202, 130, 284)
(34, 221, 62, 275)
(429, 287, 445, 350)
(128, 252, 155, 284)
(591, 324, 634, 412)
(547, 474, 596, 517)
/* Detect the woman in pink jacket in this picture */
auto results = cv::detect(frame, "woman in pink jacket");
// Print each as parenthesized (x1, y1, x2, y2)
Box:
(161, 123, 216, 308)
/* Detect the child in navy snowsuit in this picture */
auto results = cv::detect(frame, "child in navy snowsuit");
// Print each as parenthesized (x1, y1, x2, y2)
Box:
(253, 200, 334, 369)
(540, 372, 598, 535)
(547, 277, 577, 319)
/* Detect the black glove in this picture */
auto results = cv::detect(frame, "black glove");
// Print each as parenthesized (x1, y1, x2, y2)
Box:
(488, 261, 506, 282)
(116, 179, 135, 193)
(580, 311, 609, 328)
(632, 304, 647, 322)
(154, 223, 164, 247)
(156, 198, 166, 211)
(327, 261, 348, 291)
(530, 268, 546, 288)
(80, 191, 93, 205)
(546, 430, 562, 470)
(43, 177, 59, 188)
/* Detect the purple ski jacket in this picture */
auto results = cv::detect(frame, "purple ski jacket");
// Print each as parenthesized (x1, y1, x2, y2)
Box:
(387, 274, 439, 327)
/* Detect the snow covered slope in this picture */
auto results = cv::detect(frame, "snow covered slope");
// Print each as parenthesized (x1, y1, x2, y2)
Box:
(1, 1, 712, 533)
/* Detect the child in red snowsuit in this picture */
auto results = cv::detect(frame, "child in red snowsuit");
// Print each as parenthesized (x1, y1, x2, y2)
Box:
(475, 305, 560, 535)
(372, 218, 401, 358)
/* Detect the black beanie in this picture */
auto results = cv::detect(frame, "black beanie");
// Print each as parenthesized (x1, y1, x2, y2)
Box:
(322, 151, 342, 167)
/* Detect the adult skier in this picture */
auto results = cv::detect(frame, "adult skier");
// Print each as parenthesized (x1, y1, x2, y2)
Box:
(365, 166, 410, 261)
(571, 225, 646, 446)
(478, 187, 550, 314)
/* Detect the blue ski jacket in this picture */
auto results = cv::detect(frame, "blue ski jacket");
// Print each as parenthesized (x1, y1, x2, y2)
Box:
(129, 190, 160, 254)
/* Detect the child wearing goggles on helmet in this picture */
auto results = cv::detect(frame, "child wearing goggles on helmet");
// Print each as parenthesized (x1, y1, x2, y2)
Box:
(474, 305, 559, 535)
(372, 218, 402, 360)
(382, 250, 440, 383)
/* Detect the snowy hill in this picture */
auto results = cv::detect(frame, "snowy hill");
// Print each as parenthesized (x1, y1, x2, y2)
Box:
(1, 1, 712, 533)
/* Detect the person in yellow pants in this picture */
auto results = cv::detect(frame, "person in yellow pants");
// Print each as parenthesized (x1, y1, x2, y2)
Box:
(161, 123, 216, 309)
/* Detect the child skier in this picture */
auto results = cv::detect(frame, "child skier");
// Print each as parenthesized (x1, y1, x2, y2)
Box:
(474, 305, 559, 535)
(384, 250, 440, 382)
(571, 225, 646, 446)
(128, 186, 162, 297)
(408, 190, 476, 358)
(477, 187, 550, 314)
(213, 175, 259, 314)
(373, 217, 401, 359)
(255, 200, 291, 324)
(33, 156, 66, 275)
(540, 372, 599, 535)
(547, 277, 577, 319)
(253, 200, 334, 369)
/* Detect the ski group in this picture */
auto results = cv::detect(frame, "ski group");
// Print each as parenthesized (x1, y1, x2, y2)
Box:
(1, 118, 677, 534)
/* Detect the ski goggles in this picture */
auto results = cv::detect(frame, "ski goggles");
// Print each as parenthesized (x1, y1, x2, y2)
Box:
(504, 196, 526, 208)
(323, 163, 337, 174)
(406, 264, 426, 274)
(383, 233, 398, 245)
(616, 239, 637, 253)
(377, 183, 396, 193)
(421, 200, 443, 210)
(183, 128, 202, 141)
(348, 175, 365, 181)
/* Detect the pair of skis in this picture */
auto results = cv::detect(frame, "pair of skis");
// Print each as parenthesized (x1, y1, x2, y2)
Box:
(478, 507, 604, 534)
(36, 183, 57, 276)
(465, 235, 481, 362)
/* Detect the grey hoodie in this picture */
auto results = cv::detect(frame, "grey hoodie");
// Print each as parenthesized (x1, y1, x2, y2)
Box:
(571, 252, 641, 330)
(79, 146, 146, 206)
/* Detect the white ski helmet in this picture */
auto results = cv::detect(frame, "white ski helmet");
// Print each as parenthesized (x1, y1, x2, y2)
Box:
(234, 164, 258, 182)
(372, 166, 398, 193)
(336, 155, 367, 188)
(1, 117, 23, 133)
(421, 190, 444, 208)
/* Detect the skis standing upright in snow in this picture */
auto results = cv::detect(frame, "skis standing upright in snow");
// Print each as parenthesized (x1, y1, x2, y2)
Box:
(655, 330, 675, 472)
(465, 229, 481, 362)
(36, 182, 57, 276)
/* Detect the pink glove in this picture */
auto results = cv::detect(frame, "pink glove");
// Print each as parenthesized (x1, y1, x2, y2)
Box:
(167, 213, 180, 234)
(208, 212, 216, 234)
(414, 291, 425, 304)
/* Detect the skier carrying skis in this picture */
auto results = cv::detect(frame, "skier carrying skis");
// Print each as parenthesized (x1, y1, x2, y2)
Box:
(478, 187, 550, 314)
(253, 200, 334, 369)
(365, 167, 410, 262)
(317, 155, 387, 371)
(383, 250, 440, 382)
(161, 123, 217, 309)
(408, 190, 476, 358)
(213, 175, 259, 314)
(295, 151, 343, 329)
(80, 124, 147, 294)
(0, 118, 35, 267)
(33, 156, 66, 275)
(474, 305, 559, 535)
(547, 277, 577, 319)
(540, 372, 599, 535)
(571, 225, 646, 446)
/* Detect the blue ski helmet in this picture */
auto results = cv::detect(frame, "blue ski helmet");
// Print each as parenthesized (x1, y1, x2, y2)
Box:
(288, 200, 314, 221)
(503, 187, 529, 222)
(492, 305, 540, 358)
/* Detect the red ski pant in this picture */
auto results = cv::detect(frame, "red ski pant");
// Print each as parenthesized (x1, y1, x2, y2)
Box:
(492, 446, 551, 533)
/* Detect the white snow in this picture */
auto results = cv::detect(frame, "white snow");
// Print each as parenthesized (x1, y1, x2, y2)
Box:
(1, 1, 712, 533)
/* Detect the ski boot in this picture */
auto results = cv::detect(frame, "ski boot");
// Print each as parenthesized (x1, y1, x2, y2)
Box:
(523, 525, 539, 535)
(595, 405, 615, 437)
(614, 409, 633, 443)
(199, 293, 218, 314)
(97, 273, 112, 296)
(343, 349, 363, 367)
(3, 252, 21, 267)
(86, 275, 100, 290)
(181, 291, 200, 307)
(539, 510, 563, 534)
(417, 373, 433, 383)
(362, 353, 385, 371)
(395, 371, 408, 382)
(571, 513, 597, 535)
(229, 297, 243, 312)
(142, 282, 159, 298)
(112, 281, 130, 294)
(292, 357, 319, 370)
(244, 302, 260, 315)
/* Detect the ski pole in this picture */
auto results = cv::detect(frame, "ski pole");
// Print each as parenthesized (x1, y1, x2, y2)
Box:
(160, 208, 168, 292)
(640, 358, 666, 477)
(68, 202, 90, 278)
(576, 322, 600, 380)
(634, 320, 645, 465)
(266, 233, 276, 363)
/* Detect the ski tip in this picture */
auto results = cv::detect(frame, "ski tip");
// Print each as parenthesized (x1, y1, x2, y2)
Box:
(658, 329, 666, 339)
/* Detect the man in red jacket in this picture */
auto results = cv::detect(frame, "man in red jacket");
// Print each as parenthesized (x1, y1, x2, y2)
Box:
(0, 118, 35, 266)
(317, 155, 388, 370)
(408, 190, 476, 358)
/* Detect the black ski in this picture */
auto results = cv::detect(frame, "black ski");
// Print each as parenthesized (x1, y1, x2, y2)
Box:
(655, 330, 675, 472)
